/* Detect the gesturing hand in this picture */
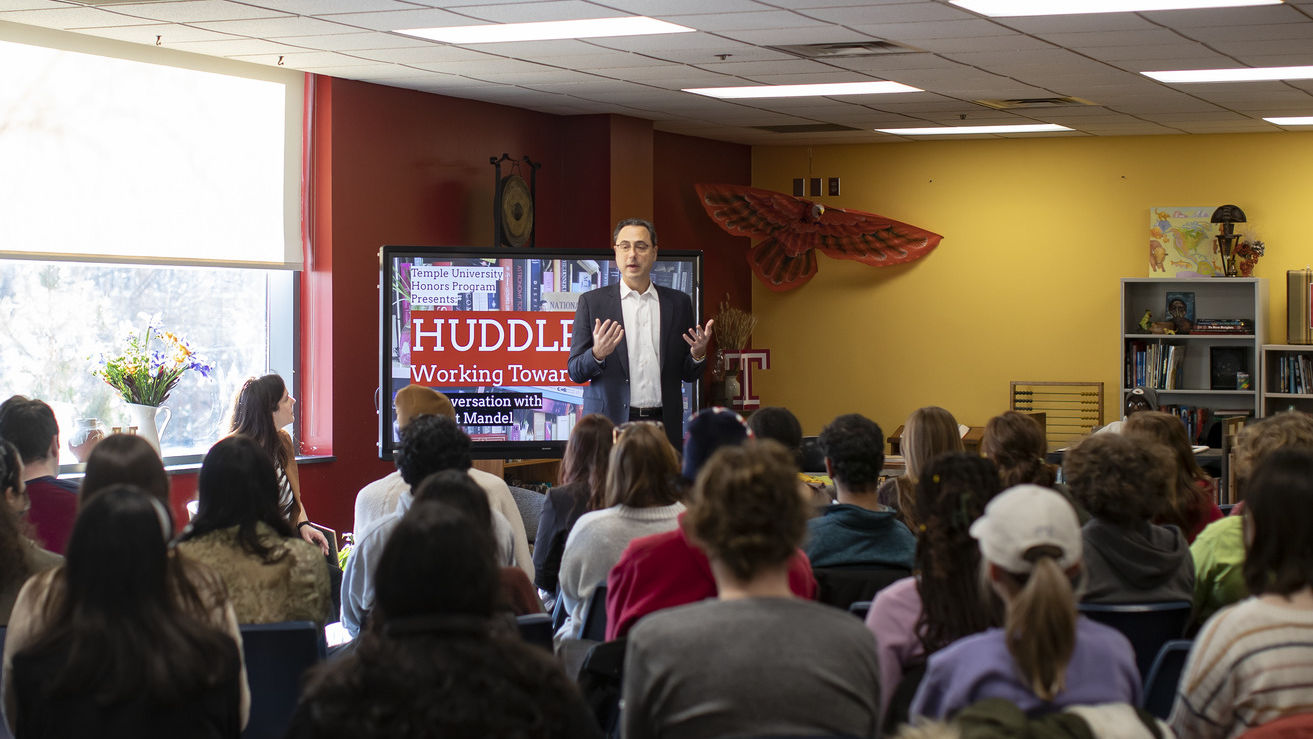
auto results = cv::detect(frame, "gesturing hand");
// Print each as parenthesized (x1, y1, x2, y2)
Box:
(591, 318, 624, 362)
(683, 319, 715, 362)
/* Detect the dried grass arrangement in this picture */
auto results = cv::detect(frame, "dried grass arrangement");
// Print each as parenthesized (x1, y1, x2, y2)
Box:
(714, 294, 757, 352)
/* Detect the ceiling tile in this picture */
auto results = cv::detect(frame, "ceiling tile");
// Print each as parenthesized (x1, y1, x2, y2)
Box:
(1178, 22, 1313, 43)
(449, 1, 628, 22)
(319, 8, 480, 32)
(719, 26, 880, 45)
(667, 10, 833, 32)
(348, 44, 503, 63)
(1082, 45, 1231, 62)
(1144, 4, 1304, 27)
(243, 0, 415, 12)
(0, 6, 156, 28)
(230, 49, 378, 68)
(163, 36, 307, 55)
(593, 0, 765, 12)
(272, 32, 431, 51)
(189, 15, 363, 37)
(77, 23, 240, 44)
(107, 1, 287, 23)
(852, 19, 1019, 41)
(993, 14, 1158, 34)
(909, 34, 1053, 53)
(793, 2, 977, 24)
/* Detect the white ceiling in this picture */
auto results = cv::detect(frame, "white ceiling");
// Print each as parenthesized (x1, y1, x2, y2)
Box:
(6, 0, 1313, 144)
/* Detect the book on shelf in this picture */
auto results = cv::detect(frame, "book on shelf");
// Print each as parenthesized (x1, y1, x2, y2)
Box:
(1192, 318, 1255, 335)
(1125, 342, 1185, 389)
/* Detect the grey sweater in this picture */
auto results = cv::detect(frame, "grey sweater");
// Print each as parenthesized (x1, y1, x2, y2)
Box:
(1081, 518, 1195, 604)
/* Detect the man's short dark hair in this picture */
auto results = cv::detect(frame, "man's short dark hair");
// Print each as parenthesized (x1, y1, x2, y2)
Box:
(612, 218, 658, 247)
(818, 413, 885, 492)
(396, 415, 472, 487)
(0, 396, 59, 464)
(747, 406, 803, 452)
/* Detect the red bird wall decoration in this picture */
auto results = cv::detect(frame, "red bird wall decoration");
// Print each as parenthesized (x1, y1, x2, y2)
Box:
(695, 184, 944, 292)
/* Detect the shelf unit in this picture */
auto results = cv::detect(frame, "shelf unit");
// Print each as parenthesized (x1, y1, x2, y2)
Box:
(1121, 278, 1267, 430)
(1260, 344, 1313, 417)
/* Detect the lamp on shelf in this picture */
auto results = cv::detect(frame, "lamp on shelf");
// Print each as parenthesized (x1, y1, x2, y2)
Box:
(1210, 204, 1246, 278)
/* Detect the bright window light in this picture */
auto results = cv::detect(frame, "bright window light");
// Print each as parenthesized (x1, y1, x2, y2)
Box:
(683, 81, 922, 99)
(951, 0, 1280, 16)
(397, 16, 695, 44)
(1144, 65, 1313, 83)
(875, 123, 1074, 135)
(1265, 116, 1313, 125)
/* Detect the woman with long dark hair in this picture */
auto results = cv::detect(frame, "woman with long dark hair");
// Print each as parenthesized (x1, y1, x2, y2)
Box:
(1124, 410, 1222, 543)
(176, 436, 330, 625)
(287, 500, 599, 738)
(865, 453, 1003, 727)
(0, 440, 61, 626)
(533, 414, 614, 599)
(229, 374, 329, 554)
(982, 411, 1057, 489)
(3, 484, 248, 736)
(1171, 448, 1313, 738)
(79, 433, 171, 507)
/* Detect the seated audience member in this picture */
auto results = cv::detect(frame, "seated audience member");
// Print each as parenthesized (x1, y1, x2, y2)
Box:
(416, 470, 542, 617)
(556, 422, 684, 643)
(3, 485, 248, 736)
(867, 454, 1003, 727)
(911, 485, 1140, 720)
(877, 406, 964, 531)
(747, 405, 831, 507)
(0, 440, 61, 626)
(1192, 411, 1313, 626)
(622, 440, 881, 739)
(288, 501, 599, 738)
(983, 411, 1089, 524)
(807, 413, 916, 570)
(534, 414, 614, 601)
(342, 416, 517, 636)
(176, 436, 331, 625)
(1096, 386, 1159, 435)
(353, 384, 533, 580)
(0, 397, 77, 554)
(606, 409, 816, 641)
(79, 433, 170, 507)
(1124, 410, 1223, 543)
(1062, 433, 1194, 604)
(1170, 448, 1313, 738)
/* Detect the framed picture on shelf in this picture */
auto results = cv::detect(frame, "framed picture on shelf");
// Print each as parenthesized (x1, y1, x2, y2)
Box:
(1165, 291, 1195, 323)
(1210, 346, 1248, 390)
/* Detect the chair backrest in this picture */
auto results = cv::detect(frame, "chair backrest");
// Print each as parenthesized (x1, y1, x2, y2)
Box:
(580, 582, 609, 642)
(517, 613, 553, 651)
(848, 601, 872, 620)
(1239, 711, 1313, 738)
(239, 621, 328, 739)
(799, 436, 826, 473)
(1141, 639, 1193, 720)
(813, 566, 911, 611)
(509, 486, 546, 544)
(1077, 600, 1192, 679)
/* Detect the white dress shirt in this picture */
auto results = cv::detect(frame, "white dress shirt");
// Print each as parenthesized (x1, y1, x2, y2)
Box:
(621, 281, 661, 408)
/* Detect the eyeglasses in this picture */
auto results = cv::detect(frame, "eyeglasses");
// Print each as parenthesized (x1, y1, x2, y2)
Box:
(614, 241, 653, 255)
(614, 420, 663, 441)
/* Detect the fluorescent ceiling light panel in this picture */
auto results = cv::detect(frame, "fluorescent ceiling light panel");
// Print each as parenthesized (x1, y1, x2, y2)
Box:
(950, 0, 1280, 15)
(1265, 116, 1313, 125)
(1144, 65, 1313, 83)
(683, 81, 922, 99)
(397, 16, 694, 44)
(875, 123, 1073, 135)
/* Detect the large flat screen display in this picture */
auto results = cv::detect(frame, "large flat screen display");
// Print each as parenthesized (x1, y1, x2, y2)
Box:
(379, 246, 702, 459)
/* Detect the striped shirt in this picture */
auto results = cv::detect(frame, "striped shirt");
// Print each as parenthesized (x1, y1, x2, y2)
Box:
(1170, 595, 1313, 738)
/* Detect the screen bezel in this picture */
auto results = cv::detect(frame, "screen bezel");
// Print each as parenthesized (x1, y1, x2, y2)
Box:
(378, 245, 703, 460)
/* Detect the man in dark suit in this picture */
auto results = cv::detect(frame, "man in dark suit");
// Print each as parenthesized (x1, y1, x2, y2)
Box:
(567, 218, 714, 449)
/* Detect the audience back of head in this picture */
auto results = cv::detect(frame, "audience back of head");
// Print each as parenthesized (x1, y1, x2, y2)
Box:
(1062, 433, 1169, 526)
(983, 411, 1055, 489)
(80, 433, 169, 509)
(818, 413, 884, 493)
(559, 414, 614, 512)
(680, 407, 751, 482)
(1243, 448, 1313, 597)
(1123, 410, 1214, 535)
(182, 435, 294, 560)
(0, 397, 58, 465)
(413, 470, 491, 533)
(396, 414, 472, 487)
(608, 422, 681, 508)
(1234, 411, 1313, 497)
(746, 406, 803, 457)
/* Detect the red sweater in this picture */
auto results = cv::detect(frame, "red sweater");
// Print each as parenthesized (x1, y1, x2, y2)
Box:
(605, 521, 817, 641)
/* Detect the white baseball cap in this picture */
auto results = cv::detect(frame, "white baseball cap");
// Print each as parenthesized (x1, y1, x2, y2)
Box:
(969, 484, 1082, 574)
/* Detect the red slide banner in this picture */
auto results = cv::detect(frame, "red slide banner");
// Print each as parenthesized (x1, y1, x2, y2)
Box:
(409, 310, 580, 387)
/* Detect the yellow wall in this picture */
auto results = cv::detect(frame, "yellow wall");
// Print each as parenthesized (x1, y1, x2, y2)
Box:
(750, 132, 1313, 436)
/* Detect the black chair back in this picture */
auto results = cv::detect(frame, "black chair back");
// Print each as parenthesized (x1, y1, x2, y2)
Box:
(814, 566, 911, 611)
(580, 583, 609, 642)
(517, 613, 553, 651)
(1077, 600, 1192, 679)
(1141, 639, 1193, 720)
(847, 601, 872, 620)
(578, 638, 626, 739)
(239, 621, 327, 739)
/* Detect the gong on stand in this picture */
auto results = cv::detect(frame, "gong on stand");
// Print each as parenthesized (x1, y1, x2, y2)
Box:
(491, 154, 541, 248)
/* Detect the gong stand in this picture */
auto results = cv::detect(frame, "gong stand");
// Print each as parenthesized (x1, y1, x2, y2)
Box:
(490, 154, 541, 248)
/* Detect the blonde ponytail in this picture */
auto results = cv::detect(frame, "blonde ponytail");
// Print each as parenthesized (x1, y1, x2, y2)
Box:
(1004, 548, 1077, 701)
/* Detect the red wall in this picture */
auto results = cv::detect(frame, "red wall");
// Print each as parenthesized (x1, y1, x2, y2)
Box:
(164, 78, 753, 538)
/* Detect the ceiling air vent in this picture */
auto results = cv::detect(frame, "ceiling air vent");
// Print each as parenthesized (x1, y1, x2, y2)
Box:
(770, 41, 923, 59)
(753, 124, 862, 134)
(975, 96, 1097, 110)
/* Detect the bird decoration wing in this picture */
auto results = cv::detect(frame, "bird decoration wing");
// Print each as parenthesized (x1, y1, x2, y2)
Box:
(695, 183, 943, 291)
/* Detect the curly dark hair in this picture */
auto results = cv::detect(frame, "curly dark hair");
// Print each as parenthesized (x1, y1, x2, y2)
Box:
(1243, 448, 1313, 597)
(559, 414, 614, 513)
(747, 407, 803, 451)
(983, 412, 1057, 489)
(1062, 433, 1170, 525)
(396, 415, 472, 487)
(913, 454, 1004, 654)
(818, 414, 884, 492)
(180, 435, 295, 564)
(686, 440, 806, 582)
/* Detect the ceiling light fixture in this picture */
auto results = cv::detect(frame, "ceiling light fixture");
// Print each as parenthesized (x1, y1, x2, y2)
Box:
(683, 81, 922, 99)
(397, 16, 695, 44)
(1264, 116, 1313, 125)
(950, 0, 1280, 16)
(1144, 65, 1313, 83)
(875, 123, 1074, 135)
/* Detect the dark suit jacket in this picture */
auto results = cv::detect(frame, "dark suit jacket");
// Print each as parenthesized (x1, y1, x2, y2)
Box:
(567, 283, 703, 448)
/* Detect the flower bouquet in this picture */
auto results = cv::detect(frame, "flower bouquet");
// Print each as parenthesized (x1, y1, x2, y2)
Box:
(93, 325, 214, 407)
(1236, 240, 1265, 277)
